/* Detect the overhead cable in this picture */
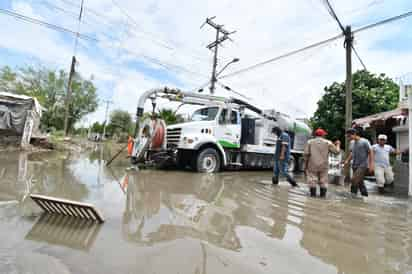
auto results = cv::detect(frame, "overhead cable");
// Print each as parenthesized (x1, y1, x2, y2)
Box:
(321, 0, 367, 70)
(220, 9, 412, 79)
(0, 8, 98, 42)
(57, 0, 209, 63)
(0, 8, 209, 80)
(219, 33, 343, 79)
(353, 10, 412, 34)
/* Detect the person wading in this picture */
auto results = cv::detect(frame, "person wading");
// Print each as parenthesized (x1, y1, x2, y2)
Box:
(272, 127, 298, 187)
(304, 128, 340, 198)
(372, 134, 399, 194)
(343, 128, 374, 197)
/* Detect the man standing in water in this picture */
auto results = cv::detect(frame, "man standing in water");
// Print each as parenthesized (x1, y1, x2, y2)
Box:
(344, 128, 374, 197)
(372, 134, 399, 194)
(272, 127, 298, 187)
(304, 128, 340, 198)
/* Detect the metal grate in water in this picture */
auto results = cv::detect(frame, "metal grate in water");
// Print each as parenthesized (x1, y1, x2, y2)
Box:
(30, 194, 105, 223)
(25, 213, 101, 251)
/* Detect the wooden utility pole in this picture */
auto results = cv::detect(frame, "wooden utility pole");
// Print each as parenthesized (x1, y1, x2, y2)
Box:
(64, 0, 84, 136)
(63, 56, 76, 136)
(210, 28, 220, 94)
(343, 26, 353, 182)
(201, 17, 235, 94)
(344, 26, 353, 152)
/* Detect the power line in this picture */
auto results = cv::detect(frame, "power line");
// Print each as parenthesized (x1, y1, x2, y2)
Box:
(57, 0, 210, 63)
(221, 9, 412, 79)
(321, 0, 367, 70)
(0, 8, 97, 42)
(220, 33, 343, 79)
(217, 81, 251, 100)
(352, 46, 367, 71)
(0, 8, 209, 80)
(38, 0, 119, 41)
(321, 0, 345, 31)
(353, 10, 412, 34)
(109, 0, 210, 63)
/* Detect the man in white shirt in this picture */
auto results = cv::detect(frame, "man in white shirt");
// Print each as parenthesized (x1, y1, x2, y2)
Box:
(372, 134, 399, 194)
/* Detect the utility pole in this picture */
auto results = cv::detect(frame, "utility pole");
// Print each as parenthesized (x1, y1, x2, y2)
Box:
(343, 26, 353, 182)
(102, 99, 113, 140)
(64, 0, 84, 136)
(201, 17, 235, 94)
(63, 56, 76, 136)
(344, 26, 353, 152)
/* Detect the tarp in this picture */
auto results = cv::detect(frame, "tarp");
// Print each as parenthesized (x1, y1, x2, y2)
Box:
(0, 91, 42, 134)
(0, 91, 42, 146)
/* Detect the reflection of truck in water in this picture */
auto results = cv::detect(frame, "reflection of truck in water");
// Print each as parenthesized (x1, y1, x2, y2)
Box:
(131, 87, 311, 173)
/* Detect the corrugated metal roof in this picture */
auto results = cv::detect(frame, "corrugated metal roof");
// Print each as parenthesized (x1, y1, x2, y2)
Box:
(353, 108, 408, 126)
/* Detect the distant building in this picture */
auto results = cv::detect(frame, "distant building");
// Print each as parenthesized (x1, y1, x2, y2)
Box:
(0, 91, 42, 147)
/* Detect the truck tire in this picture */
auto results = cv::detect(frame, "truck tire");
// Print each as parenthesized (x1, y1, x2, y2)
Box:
(196, 148, 221, 173)
(131, 156, 138, 165)
(176, 150, 189, 169)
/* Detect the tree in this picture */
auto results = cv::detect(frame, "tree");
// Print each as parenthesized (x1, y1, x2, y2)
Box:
(91, 122, 104, 133)
(311, 70, 399, 143)
(0, 66, 98, 133)
(108, 109, 132, 135)
(157, 108, 184, 125)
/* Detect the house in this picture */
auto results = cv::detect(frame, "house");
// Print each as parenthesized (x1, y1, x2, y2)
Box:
(352, 84, 411, 196)
(0, 91, 42, 147)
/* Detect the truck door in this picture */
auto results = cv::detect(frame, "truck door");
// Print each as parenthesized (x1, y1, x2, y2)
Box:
(215, 109, 241, 149)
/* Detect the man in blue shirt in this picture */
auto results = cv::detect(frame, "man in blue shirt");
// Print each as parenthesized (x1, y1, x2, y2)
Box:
(272, 127, 298, 187)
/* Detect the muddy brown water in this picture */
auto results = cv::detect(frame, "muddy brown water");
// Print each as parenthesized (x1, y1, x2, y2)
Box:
(0, 146, 412, 274)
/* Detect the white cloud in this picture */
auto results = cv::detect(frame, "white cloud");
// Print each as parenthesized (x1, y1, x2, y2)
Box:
(0, 0, 411, 124)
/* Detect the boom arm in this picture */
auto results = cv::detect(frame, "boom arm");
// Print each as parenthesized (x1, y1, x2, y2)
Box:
(134, 86, 281, 136)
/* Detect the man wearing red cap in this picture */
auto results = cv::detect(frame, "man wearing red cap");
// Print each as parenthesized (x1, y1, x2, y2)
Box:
(304, 128, 340, 197)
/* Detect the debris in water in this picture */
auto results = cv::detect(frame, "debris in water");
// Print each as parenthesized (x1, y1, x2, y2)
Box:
(30, 194, 105, 223)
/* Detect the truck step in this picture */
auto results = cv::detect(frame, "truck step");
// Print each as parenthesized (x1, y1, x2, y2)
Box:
(228, 162, 243, 167)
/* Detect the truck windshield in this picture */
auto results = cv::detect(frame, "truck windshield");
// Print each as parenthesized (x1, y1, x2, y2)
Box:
(191, 107, 219, 121)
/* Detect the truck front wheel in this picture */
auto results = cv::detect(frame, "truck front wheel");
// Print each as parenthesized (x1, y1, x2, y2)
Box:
(196, 148, 221, 173)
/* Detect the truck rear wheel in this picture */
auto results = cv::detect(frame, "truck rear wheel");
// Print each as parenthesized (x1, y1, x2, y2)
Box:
(196, 148, 221, 173)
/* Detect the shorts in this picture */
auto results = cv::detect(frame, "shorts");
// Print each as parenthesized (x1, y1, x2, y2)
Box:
(351, 167, 368, 186)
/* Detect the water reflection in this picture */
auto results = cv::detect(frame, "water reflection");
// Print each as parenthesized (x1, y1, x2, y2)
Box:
(25, 213, 101, 251)
(122, 171, 241, 250)
(0, 147, 412, 274)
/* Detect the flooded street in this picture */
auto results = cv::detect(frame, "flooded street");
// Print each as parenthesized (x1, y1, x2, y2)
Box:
(1, 146, 412, 274)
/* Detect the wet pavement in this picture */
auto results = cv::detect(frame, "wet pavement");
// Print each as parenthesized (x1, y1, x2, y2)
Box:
(1, 145, 412, 274)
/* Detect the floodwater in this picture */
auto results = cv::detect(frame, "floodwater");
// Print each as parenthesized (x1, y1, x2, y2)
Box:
(1, 145, 412, 274)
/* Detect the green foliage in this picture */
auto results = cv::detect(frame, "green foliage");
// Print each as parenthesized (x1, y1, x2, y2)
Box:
(108, 109, 133, 135)
(91, 122, 104, 133)
(311, 70, 399, 142)
(157, 108, 184, 125)
(0, 66, 98, 133)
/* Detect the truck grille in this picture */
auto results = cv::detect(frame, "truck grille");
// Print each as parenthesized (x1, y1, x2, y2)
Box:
(167, 128, 182, 148)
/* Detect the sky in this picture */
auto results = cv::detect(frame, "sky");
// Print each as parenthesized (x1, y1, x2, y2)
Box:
(0, 0, 411, 126)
